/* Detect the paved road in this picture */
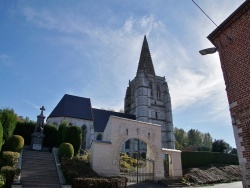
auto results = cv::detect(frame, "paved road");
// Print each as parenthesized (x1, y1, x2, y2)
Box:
(128, 181, 243, 188)
(193, 181, 242, 188)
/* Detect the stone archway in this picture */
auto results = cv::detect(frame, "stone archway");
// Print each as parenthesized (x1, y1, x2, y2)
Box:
(90, 116, 164, 180)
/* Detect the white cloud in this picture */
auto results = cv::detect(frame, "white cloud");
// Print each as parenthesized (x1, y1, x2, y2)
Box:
(18, 1, 241, 119)
(0, 54, 11, 66)
(22, 99, 40, 110)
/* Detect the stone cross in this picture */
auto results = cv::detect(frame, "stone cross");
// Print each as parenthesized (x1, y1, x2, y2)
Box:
(40, 106, 45, 116)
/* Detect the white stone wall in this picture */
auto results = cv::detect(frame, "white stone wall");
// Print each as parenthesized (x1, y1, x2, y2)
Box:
(91, 116, 165, 180)
(162, 148, 183, 178)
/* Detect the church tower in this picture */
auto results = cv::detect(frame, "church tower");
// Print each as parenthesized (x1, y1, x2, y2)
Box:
(124, 36, 175, 149)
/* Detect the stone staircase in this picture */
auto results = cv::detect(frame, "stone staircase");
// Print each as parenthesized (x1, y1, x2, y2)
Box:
(21, 150, 61, 188)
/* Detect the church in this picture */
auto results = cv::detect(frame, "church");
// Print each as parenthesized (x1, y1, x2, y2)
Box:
(47, 36, 175, 153)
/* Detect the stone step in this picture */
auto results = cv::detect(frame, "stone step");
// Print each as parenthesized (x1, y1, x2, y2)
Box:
(22, 183, 61, 188)
(21, 150, 60, 187)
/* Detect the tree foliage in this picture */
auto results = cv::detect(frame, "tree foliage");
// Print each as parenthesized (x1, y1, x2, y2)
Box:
(175, 128, 214, 151)
(0, 108, 17, 141)
(0, 122, 3, 152)
(174, 128, 187, 150)
(212, 139, 230, 153)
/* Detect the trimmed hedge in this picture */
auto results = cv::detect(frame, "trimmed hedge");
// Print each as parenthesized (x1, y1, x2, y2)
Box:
(57, 122, 68, 144)
(72, 177, 127, 188)
(182, 151, 239, 168)
(64, 126, 82, 155)
(13, 121, 35, 145)
(2, 151, 20, 167)
(1, 166, 16, 188)
(43, 124, 59, 148)
(58, 143, 74, 160)
(4, 135, 24, 153)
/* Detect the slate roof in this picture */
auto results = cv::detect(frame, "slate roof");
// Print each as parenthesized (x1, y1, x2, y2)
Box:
(48, 94, 136, 132)
(92, 108, 136, 132)
(48, 94, 93, 120)
(137, 35, 155, 75)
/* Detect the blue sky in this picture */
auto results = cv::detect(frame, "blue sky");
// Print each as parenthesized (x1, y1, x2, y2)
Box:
(0, 0, 245, 147)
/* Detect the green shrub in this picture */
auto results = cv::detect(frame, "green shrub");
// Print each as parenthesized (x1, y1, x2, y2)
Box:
(2, 151, 20, 167)
(181, 151, 239, 168)
(0, 174, 5, 188)
(43, 124, 59, 148)
(0, 108, 17, 141)
(4, 135, 24, 153)
(13, 121, 35, 145)
(73, 177, 127, 188)
(1, 166, 16, 188)
(61, 156, 99, 184)
(58, 143, 74, 160)
(0, 122, 3, 152)
(57, 122, 68, 145)
(64, 126, 82, 155)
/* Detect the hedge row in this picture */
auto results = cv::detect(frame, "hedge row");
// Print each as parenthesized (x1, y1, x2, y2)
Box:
(181, 151, 239, 168)
(14, 121, 82, 153)
(72, 177, 127, 188)
(13, 121, 35, 145)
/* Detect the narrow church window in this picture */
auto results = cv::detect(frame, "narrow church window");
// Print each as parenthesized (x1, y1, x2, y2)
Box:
(157, 84, 161, 98)
(148, 132, 150, 139)
(156, 111, 158, 119)
(149, 82, 153, 97)
(126, 129, 128, 135)
(96, 133, 102, 141)
(125, 140, 130, 149)
(82, 125, 87, 150)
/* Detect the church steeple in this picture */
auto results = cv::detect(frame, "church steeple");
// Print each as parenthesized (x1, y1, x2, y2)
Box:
(137, 35, 155, 75)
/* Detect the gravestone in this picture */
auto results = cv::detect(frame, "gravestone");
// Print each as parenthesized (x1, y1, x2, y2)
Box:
(31, 106, 45, 150)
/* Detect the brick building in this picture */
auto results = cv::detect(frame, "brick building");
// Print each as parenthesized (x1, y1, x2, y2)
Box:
(208, 1, 250, 187)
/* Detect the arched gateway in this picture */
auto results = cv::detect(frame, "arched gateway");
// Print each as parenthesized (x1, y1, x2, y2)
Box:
(90, 116, 164, 180)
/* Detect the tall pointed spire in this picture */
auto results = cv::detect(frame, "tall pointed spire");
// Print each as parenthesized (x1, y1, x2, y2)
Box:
(136, 35, 155, 75)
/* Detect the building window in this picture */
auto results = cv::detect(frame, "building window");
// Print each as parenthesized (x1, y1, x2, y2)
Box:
(125, 140, 130, 149)
(96, 133, 102, 141)
(156, 111, 158, 119)
(82, 125, 87, 150)
(149, 82, 153, 97)
(157, 84, 161, 98)
(126, 129, 128, 135)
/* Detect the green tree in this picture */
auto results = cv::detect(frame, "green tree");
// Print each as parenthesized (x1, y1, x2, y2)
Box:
(0, 108, 17, 141)
(187, 129, 202, 148)
(175, 128, 188, 147)
(0, 122, 3, 152)
(212, 139, 230, 153)
(202, 133, 213, 150)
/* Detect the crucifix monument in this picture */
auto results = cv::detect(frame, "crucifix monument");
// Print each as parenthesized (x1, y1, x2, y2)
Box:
(31, 106, 46, 150)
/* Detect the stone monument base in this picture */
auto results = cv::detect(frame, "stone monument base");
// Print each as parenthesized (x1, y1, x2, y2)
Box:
(31, 132, 45, 151)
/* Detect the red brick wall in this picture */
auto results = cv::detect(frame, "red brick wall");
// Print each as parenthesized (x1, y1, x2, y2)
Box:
(210, 3, 250, 187)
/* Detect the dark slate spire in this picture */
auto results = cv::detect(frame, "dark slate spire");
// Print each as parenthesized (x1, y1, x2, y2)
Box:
(137, 35, 155, 75)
